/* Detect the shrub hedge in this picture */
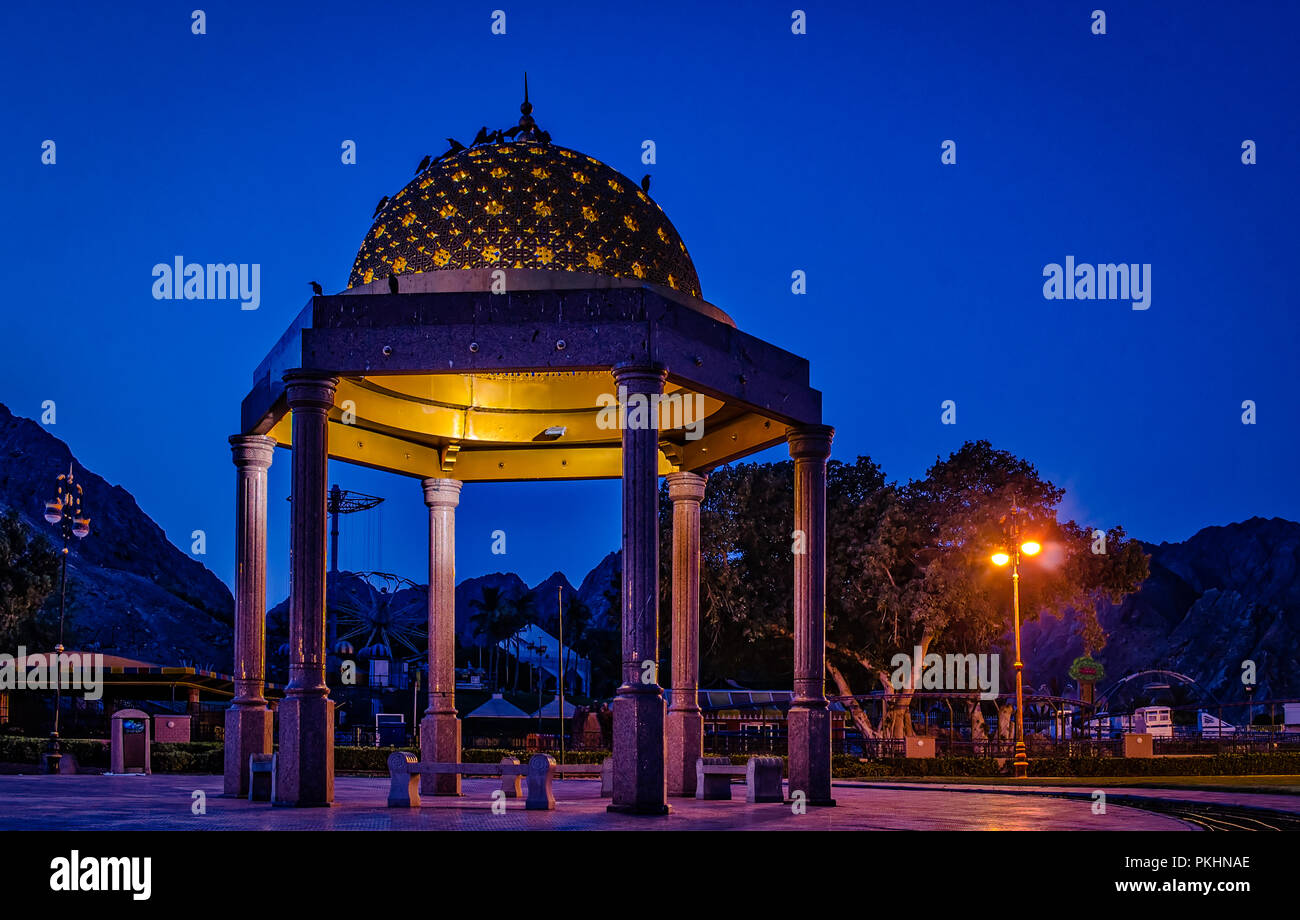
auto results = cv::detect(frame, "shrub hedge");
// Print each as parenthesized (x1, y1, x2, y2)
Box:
(6, 735, 1297, 779)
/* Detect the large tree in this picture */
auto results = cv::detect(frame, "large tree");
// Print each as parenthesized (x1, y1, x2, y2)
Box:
(676, 442, 1149, 739)
(827, 441, 1148, 738)
(0, 507, 60, 648)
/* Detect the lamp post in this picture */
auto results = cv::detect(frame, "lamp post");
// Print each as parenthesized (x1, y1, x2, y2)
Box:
(991, 501, 1039, 779)
(557, 585, 565, 766)
(42, 464, 91, 774)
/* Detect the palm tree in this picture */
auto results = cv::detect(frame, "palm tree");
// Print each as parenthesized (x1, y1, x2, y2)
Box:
(469, 586, 513, 691)
(562, 596, 592, 696)
(509, 592, 540, 692)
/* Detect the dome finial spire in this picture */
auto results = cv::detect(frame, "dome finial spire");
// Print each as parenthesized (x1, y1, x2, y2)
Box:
(518, 72, 537, 135)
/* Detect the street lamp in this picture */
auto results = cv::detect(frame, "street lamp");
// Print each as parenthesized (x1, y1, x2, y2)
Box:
(991, 505, 1039, 780)
(42, 464, 91, 773)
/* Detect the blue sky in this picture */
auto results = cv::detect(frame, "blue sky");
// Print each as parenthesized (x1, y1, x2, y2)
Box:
(1, 0, 1295, 602)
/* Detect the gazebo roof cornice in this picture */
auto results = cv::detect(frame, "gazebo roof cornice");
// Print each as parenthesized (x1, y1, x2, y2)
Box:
(240, 283, 822, 482)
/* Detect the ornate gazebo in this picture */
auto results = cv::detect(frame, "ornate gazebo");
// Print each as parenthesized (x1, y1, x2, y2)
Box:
(224, 88, 835, 814)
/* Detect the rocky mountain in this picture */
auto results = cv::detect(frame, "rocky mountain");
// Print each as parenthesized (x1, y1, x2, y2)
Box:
(577, 551, 622, 626)
(0, 403, 234, 669)
(263, 565, 605, 678)
(1021, 517, 1300, 706)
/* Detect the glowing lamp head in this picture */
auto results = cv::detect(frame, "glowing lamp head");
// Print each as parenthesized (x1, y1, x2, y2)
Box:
(44, 501, 63, 524)
(1020, 541, 1041, 556)
(991, 552, 1011, 567)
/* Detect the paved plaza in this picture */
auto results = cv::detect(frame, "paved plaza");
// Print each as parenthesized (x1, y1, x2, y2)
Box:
(0, 774, 1218, 831)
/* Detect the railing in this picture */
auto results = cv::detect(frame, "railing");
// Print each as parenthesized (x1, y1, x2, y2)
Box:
(705, 731, 788, 756)
(1154, 733, 1300, 755)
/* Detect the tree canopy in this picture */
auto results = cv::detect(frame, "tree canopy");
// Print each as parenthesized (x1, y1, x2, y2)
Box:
(657, 441, 1149, 735)
(0, 507, 61, 648)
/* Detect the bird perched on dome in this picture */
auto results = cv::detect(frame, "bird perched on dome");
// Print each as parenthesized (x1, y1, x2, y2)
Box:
(309, 280, 323, 296)
(372, 196, 389, 217)
(641, 174, 651, 194)
(472, 126, 490, 146)
(440, 137, 467, 159)
(415, 154, 431, 173)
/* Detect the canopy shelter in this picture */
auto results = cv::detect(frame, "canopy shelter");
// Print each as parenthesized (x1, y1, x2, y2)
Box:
(224, 86, 835, 812)
(532, 696, 578, 720)
(465, 693, 531, 720)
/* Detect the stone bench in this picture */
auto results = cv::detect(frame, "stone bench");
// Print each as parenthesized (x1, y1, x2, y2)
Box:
(695, 756, 784, 803)
(388, 753, 557, 810)
(550, 757, 614, 797)
(248, 753, 276, 802)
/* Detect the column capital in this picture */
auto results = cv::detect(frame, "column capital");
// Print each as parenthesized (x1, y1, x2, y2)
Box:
(787, 424, 834, 461)
(665, 470, 708, 503)
(283, 371, 339, 410)
(611, 362, 667, 393)
(421, 477, 463, 508)
(229, 434, 277, 470)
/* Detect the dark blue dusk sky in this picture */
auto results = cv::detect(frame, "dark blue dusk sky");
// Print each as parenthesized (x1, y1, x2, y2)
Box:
(1, 0, 1295, 603)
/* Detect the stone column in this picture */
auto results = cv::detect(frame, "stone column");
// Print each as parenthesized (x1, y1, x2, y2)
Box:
(420, 477, 463, 794)
(787, 424, 835, 806)
(223, 434, 276, 796)
(608, 363, 669, 815)
(665, 471, 706, 796)
(276, 372, 337, 807)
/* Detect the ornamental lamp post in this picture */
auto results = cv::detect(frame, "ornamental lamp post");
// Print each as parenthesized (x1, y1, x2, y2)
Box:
(991, 501, 1039, 779)
(42, 464, 91, 774)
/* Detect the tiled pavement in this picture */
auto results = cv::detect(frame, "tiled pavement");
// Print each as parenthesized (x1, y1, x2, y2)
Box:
(854, 781, 1300, 816)
(0, 773, 1193, 830)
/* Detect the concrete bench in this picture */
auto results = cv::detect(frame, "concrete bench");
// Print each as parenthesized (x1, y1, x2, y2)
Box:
(550, 757, 614, 796)
(695, 756, 784, 803)
(248, 753, 276, 802)
(388, 753, 556, 810)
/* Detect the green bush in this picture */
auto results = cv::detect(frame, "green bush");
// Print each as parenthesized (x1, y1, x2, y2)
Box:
(151, 743, 223, 773)
(0, 736, 109, 767)
(0, 737, 220, 772)
(335, 746, 415, 773)
(1025, 753, 1300, 777)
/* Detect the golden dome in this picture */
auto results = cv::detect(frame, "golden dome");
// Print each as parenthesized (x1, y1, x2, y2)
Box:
(349, 141, 701, 298)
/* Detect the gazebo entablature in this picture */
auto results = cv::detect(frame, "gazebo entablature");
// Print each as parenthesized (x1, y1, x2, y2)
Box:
(238, 272, 822, 482)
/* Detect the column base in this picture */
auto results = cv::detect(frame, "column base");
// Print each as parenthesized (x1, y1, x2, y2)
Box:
(419, 713, 462, 795)
(223, 706, 273, 797)
(275, 694, 334, 807)
(610, 688, 668, 813)
(787, 705, 835, 806)
(665, 708, 703, 797)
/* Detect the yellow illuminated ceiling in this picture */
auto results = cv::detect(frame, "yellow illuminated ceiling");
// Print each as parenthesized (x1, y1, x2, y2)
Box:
(263, 370, 787, 482)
